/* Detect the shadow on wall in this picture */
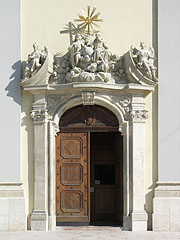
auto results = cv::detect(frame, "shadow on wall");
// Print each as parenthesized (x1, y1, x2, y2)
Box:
(21, 91, 34, 230)
(5, 60, 21, 105)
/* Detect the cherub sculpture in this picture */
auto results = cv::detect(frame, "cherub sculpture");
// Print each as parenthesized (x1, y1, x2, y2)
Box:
(131, 42, 158, 82)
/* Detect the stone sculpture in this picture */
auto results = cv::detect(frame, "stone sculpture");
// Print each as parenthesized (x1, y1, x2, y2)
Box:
(131, 42, 158, 82)
(51, 32, 126, 84)
(24, 43, 47, 79)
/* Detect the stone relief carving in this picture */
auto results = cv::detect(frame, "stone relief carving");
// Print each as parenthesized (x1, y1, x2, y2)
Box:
(131, 42, 158, 82)
(31, 109, 49, 122)
(119, 95, 131, 112)
(82, 91, 95, 105)
(127, 109, 148, 122)
(50, 33, 126, 84)
(110, 95, 131, 113)
(47, 94, 76, 115)
(24, 43, 48, 79)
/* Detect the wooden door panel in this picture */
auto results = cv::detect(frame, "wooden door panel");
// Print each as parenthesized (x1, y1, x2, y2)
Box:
(61, 163, 83, 185)
(56, 133, 89, 222)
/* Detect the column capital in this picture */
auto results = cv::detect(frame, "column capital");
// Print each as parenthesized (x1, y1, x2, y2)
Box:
(31, 109, 50, 123)
(127, 109, 148, 123)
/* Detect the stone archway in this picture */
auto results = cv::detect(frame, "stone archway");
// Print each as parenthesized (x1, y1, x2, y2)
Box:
(29, 90, 149, 231)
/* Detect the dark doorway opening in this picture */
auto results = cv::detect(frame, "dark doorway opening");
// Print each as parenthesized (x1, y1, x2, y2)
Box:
(56, 105, 123, 227)
(90, 132, 123, 226)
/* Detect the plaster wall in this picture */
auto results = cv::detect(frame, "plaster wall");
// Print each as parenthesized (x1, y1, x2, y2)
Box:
(21, 0, 157, 223)
(158, 0, 180, 181)
(0, 0, 21, 182)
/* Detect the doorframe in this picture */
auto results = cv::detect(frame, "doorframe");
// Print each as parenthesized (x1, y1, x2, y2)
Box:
(56, 129, 121, 224)
(30, 92, 148, 231)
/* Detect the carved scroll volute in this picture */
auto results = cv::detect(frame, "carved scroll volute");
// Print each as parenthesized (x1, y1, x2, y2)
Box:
(21, 47, 54, 86)
(124, 42, 158, 86)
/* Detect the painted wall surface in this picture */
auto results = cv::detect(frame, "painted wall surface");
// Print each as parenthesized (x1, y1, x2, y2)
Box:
(158, 0, 180, 181)
(21, 0, 157, 219)
(0, 0, 21, 182)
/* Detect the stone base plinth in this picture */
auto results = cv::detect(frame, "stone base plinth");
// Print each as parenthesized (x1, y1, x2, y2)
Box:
(0, 183, 26, 231)
(31, 210, 48, 231)
(153, 183, 180, 231)
(131, 212, 148, 231)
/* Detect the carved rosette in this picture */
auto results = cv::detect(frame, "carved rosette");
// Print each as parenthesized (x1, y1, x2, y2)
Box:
(31, 109, 49, 122)
(119, 95, 131, 113)
(81, 91, 95, 105)
(47, 94, 76, 116)
(127, 110, 148, 123)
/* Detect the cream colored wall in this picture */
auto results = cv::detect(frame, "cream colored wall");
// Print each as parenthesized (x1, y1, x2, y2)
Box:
(21, 0, 153, 59)
(21, 0, 157, 225)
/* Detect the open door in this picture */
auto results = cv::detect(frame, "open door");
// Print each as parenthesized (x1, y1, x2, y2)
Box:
(56, 132, 89, 223)
(90, 132, 123, 225)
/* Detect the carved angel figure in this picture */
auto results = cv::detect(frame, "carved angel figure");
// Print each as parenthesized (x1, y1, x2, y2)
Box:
(131, 42, 158, 82)
(24, 43, 47, 79)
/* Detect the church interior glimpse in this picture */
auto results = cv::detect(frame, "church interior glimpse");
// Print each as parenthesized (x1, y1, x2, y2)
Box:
(56, 105, 123, 226)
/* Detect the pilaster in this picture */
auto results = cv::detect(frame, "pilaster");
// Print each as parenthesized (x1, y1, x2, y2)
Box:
(128, 94, 148, 231)
(30, 94, 50, 231)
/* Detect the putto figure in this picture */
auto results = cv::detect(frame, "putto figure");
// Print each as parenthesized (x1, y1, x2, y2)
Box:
(131, 42, 158, 82)
(24, 43, 47, 79)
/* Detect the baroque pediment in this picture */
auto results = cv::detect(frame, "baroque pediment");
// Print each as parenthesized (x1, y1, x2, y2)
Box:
(21, 38, 158, 90)
(21, 7, 158, 90)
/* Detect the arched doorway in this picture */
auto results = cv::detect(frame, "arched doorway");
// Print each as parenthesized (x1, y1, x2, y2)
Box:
(56, 105, 123, 225)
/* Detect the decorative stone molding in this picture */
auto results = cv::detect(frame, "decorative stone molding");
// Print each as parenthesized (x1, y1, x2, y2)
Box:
(127, 109, 148, 123)
(47, 94, 76, 116)
(31, 109, 49, 122)
(81, 91, 95, 105)
(52, 121, 59, 136)
(47, 95, 59, 107)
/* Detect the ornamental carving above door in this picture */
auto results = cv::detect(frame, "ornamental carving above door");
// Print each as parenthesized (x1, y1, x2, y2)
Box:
(59, 105, 119, 129)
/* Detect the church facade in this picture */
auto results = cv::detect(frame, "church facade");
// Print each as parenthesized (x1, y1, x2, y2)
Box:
(0, 0, 180, 232)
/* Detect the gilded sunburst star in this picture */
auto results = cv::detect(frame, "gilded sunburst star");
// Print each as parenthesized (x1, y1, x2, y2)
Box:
(74, 6, 103, 35)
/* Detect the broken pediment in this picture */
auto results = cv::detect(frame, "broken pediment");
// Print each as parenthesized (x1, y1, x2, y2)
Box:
(21, 6, 158, 89)
(21, 37, 158, 89)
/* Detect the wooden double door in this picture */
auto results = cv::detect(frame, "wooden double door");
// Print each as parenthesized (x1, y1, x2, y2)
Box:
(56, 132, 123, 224)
